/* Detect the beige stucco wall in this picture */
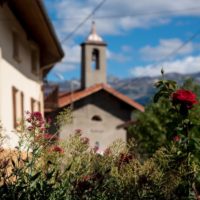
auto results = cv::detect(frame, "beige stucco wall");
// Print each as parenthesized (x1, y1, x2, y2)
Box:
(0, 5, 43, 148)
(60, 91, 132, 153)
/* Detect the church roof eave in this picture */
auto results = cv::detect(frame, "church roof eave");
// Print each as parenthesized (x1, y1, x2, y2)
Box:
(58, 84, 145, 112)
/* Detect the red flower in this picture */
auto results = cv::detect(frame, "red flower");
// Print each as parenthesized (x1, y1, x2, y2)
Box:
(104, 147, 111, 156)
(93, 146, 99, 153)
(27, 118, 32, 123)
(0, 159, 9, 169)
(47, 117, 52, 124)
(81, 137, 89, 145)
(42, 133, 58, 141)
(75, 129, 82, 137)
(26, 112, 44, 127)
(82, 175, 91, 181)
(40, 127, 46, 132)
(173, 135, 180, 142)
(172, 89, 198, 109)
(118, 153, 133, 168)
(27, 126, 34, 131)
(52, 145, 64, 153)
(32, 112, 43, 120)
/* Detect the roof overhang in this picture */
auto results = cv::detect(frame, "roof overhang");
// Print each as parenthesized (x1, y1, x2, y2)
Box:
(7, 0, 64, 76)
(57, 84, 145, 112)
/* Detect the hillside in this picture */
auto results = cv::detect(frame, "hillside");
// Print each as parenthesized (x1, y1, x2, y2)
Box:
(49, 72, 200, 105)
(110, 72, 200, 105)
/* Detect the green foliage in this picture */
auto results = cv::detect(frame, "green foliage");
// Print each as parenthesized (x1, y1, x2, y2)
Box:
(128, 98, 170, 158)
(128, 77, 200, 158)
(55, 107, 73, 128)
(1, 127, 200, 199)
(1, 76, 200, 199)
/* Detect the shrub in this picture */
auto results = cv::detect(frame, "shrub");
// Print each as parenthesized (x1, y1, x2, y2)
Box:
(0, 78, 200, 199)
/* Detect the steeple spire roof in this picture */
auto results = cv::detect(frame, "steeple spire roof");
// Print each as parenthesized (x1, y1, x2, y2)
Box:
(86, 21, 103, 42)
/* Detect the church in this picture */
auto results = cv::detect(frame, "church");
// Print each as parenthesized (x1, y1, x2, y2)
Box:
(45, 22, 144, 152)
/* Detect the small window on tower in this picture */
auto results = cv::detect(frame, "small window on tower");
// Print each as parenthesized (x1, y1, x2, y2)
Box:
(91, 115, 102, 122)
(91, 49, 99, 70)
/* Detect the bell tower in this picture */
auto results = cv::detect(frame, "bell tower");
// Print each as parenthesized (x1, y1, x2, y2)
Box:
(81, 22, 107, 89)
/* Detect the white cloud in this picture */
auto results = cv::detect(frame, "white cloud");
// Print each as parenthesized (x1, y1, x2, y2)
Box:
(139, 38, 194, 61)
(48, 44, 81, 75)
(121, 45, 133, 52)
(130, 55, 200, 77)
(62, 45, 81, 64)
(107, 46, 133, 63)
(44, 0, 200, 38)
(43, 0, 200, 79)
(51, 63, 77, 73)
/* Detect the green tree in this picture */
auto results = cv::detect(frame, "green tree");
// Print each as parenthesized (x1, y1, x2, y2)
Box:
(128, 77, 200, 159)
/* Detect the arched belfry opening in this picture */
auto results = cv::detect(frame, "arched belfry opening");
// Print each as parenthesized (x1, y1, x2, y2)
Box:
(91, 49, 100, 70)
(80, 21, 107, 89)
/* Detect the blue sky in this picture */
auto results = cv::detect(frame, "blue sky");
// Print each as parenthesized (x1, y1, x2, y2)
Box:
(44, 0, 200, 82)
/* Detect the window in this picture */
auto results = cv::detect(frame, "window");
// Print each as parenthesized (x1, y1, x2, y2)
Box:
(91, 115, 102, 122)
(31, 49, 38, 75)
(91, 49, 99, 70)
(12, 32, 20, 62)
(31, 98, 41, 113)
(12, 87, 24, 128)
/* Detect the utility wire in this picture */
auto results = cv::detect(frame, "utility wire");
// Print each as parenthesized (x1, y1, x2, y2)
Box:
(60, 0, 107, 43)
(0, 6, 200, 21)
(156, 28, 200, 65)
(96, 6, 200, 19)
(50, 6, 200, 21)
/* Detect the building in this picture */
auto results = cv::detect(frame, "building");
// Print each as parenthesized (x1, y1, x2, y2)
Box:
(0, 0, 64, 147)
(45, 22, 144, 152)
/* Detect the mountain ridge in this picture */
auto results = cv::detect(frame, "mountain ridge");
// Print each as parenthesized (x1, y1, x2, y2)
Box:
(49, 72, 200, 105)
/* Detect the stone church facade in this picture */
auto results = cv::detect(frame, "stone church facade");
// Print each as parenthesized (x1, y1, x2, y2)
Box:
(45, 22, 144, 152)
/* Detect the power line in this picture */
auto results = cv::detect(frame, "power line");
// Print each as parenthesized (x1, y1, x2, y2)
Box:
(96, 6, 200, 19)
(49, 6, 200, 21)
(157, 28, 200, 64)
(0, 6, 200, 22)
(60, 0, 107, 43)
